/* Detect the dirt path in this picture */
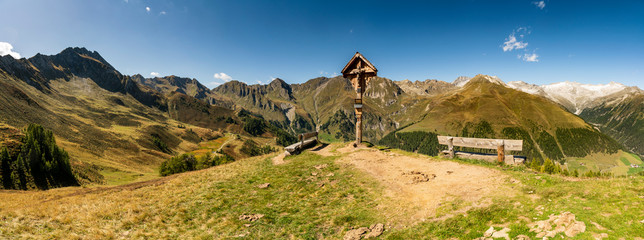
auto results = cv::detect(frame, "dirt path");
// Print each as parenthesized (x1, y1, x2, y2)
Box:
(313, 143, 515, 225)
(272, 152, 287, 165)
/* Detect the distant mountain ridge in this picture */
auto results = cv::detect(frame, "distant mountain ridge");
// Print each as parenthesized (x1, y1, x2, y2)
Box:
(2, 47, 641, 184)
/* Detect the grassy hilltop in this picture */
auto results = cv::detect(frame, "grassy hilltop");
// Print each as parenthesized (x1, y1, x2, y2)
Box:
(0, 143, 642, 239)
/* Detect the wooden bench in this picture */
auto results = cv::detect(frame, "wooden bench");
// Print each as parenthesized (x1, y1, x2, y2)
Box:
(284, 131, 318, 154)
(437, 136, 524, 165)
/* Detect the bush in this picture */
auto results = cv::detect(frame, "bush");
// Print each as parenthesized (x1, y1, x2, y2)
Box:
(159, 152, 235, 176)
(152, 134, 170, 153)
(541, 158, 556, 174)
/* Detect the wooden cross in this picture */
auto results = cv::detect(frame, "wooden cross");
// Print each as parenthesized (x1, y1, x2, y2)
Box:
(341, 52, 378, 145)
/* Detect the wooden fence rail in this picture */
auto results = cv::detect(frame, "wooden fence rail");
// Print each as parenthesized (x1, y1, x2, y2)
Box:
(437, 136, 523, 164)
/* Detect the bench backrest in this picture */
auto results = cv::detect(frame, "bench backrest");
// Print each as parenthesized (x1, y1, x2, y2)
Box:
(299, 131, 318, 141)
(437, 136, 523, 151)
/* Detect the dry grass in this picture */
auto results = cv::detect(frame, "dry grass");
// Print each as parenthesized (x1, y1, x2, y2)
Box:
(0, 144, 643, 239)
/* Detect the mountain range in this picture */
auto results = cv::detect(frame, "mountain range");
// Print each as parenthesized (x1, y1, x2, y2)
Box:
(0, 47, 642, 186)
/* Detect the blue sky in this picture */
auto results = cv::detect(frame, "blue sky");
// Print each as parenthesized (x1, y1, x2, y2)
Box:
(1, 0, 642, 89)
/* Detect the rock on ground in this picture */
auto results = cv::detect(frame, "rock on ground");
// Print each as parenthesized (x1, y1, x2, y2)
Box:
(238, 214, 264, 222)
(344, 227, 369, 240)
(343, 223, 385, 240)
(529, 212, 586, 238)
(257, 183, 270, 189)
(481, 226, 510, 240)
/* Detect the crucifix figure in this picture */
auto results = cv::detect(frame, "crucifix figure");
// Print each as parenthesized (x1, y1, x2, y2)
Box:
(341, 52, 378, 146)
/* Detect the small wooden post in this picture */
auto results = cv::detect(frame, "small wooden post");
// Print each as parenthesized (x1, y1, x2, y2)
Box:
(447, 137, 454, 159)
(497, 140, 505, 163)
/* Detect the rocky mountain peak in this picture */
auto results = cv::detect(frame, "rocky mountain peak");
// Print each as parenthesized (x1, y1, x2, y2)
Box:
(452, 76, 472, 87)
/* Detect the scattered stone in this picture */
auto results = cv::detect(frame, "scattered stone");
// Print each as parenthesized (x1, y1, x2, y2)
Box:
(343, 224, 385, 240)
(238, 214, 264, 222)
(592, 232, 609, 239)
(529, 212, 586, 238)
(326, 173, 335, 177)
(481, 226, 510, 240)
(244, 224, 251, 227)
(364, 223, 385, 238)
(447, 170, 454, 174)
(640, 219, 644, 223)
(583, 207, 592, 210)
(344, 227, 369, 240)
(484, 226, 495, 237)
(257, 183, 270, 189)
(312, 172, 318, 176)
(314, 164, 328, 170)
(514, 234, 530, 240)
(318, 183, 325, 188)
(591, 221, 606, 230)
(284, 151, 291, 156)
(402, 171, 436, 184)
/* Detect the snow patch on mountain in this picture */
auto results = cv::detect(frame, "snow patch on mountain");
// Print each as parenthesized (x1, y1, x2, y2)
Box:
(507, 81, 543, 95)
(453, 75, 505, 87)
(452, 76, 472, 87)
(508, 80, 628, 114)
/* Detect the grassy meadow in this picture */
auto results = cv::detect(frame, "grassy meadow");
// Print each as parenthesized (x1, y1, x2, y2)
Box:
(0, 143, 642, 239)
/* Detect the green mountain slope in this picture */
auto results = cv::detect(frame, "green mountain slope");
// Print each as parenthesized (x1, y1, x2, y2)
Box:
(0, 48, 248, 186)
(580, 92, 644, 157)
(394, 75, 622, 161)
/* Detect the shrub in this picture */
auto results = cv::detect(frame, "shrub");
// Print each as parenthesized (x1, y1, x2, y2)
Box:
(541, 158, 556, 174)
(159, 152, 235, 176)
(152, 134, 170, 153)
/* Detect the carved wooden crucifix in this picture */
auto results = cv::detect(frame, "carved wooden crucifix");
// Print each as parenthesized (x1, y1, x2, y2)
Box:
(341, 52, 378, 145)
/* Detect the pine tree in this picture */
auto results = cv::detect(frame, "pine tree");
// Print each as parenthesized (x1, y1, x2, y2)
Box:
(0, 147, 9, 187)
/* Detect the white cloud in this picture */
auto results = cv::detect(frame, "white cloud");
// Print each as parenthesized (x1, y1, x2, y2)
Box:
(146, 7, 150, 12)
(502, 34, 528, 52)
(123, 0, 128, 3)
(0, 42, 21, 59)
(150, 72, 160, 77)
(159, 11, 166, 15)
(257, 80, 263, 84)
(213, 72, 233, 81)
(533, 1, 546, 10)
(522, 52, 539, 62)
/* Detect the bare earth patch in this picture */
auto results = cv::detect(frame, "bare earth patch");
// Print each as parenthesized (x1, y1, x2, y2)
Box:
(315, 143, 515, 226)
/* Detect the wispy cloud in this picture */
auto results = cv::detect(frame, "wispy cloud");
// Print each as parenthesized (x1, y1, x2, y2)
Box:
(0, 42, 21, 59)
(257, 80, 263, 84)
(146, 7, 150, 13)
(150, 72, 160, 77)
(522, 52, 539, 62)
(123, 0, 128, 3)
(159, 11, 167, 15)
(533, 1, 546, 10)
(214, 72, 233, 81)
(502, 28, 529, 52)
